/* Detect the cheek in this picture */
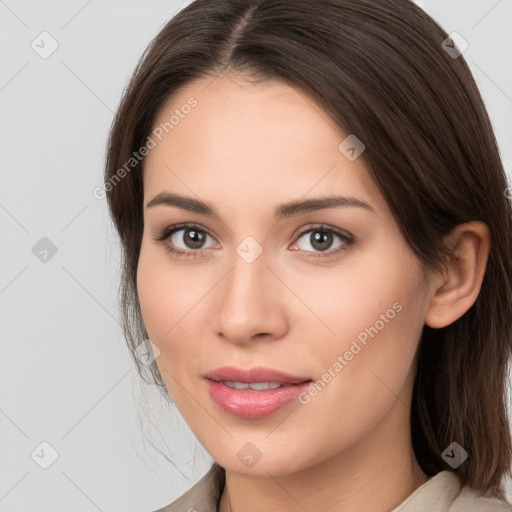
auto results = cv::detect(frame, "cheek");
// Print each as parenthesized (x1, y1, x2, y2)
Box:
(293, 244, 425, 352)
(136, 239, 210, 368)
(136, 244, 166, 341)
(136, 250, 194, 404)
(301, 250, 427, 411)
(136, 238, 184, 362)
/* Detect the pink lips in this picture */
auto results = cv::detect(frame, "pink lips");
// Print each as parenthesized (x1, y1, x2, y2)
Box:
(203, 366, 312, 419)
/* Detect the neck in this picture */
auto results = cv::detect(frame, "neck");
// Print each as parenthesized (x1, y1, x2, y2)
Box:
(218, 400, 428, 512)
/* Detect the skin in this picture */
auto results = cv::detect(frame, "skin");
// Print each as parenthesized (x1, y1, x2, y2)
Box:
(136, 72, 490, 512)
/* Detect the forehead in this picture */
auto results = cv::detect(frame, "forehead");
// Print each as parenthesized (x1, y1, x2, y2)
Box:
(150, 73, 342, 149)
(142, 74, 387, 217)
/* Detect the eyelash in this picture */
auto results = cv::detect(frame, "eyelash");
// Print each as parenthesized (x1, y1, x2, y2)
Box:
(153, 223, 355, 260)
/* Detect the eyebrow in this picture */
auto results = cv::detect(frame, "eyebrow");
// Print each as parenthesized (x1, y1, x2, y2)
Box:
(146, 192, 375, 220)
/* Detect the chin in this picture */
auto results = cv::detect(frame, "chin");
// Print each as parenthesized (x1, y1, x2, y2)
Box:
(211, 446, 310, 477)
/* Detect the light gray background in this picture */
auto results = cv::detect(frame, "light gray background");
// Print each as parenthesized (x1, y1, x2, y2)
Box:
(1, 1, 511, 511)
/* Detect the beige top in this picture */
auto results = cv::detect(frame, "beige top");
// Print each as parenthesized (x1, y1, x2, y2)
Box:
(154, 463, 512, 512)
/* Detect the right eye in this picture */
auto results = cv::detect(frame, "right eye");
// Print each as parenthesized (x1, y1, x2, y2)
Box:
(153, 223, 218, 258)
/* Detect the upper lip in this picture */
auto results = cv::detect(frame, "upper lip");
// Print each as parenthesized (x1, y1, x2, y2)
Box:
(204, 366, 312, 384)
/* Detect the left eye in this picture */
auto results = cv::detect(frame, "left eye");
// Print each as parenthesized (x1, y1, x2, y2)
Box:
(291, 226, 353, 257)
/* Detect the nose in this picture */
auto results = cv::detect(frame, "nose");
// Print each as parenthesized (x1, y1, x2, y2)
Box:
(212, 247, 289, 346)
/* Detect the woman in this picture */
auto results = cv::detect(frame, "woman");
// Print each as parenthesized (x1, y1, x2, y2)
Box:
(104, 0, 512, 510)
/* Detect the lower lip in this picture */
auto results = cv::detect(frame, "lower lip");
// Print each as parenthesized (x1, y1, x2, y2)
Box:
(205, 379, 312, 419)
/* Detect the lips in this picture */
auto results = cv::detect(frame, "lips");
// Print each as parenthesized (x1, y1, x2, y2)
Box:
(203, 366, 311, 385)
(203, 366, 313, 419)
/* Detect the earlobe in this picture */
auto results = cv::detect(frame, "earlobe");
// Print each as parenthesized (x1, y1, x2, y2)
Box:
(425, 221, 490, 329)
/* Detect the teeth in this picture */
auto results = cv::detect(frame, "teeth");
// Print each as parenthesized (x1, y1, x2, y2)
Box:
(221, 381, 284, 390)
(249, 382, 283, 390)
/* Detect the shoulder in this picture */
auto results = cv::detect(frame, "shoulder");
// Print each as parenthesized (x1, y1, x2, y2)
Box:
(392, 471, 512, 512)
(152, 462, 225, 512)
(450, 481, 512, 512)
(152, 465, 512, 512)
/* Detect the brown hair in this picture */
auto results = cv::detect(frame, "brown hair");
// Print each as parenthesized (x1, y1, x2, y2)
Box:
(104, 0, 512, 495)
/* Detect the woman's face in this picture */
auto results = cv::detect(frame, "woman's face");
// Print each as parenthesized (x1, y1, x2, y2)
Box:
(137, 74, 432, 476)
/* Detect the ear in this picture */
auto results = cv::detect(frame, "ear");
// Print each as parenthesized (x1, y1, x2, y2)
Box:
(425, 221, 490, 329)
